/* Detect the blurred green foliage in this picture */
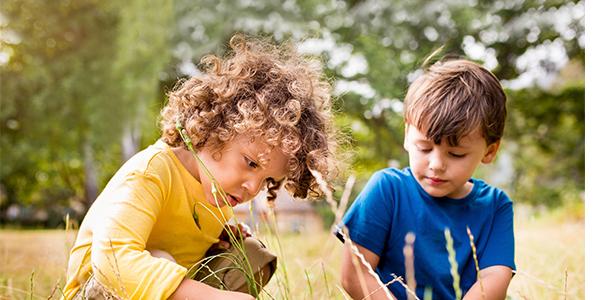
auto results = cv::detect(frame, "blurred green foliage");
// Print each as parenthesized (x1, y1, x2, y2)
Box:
(505, 82, 584, 207)
(0, 0, 584, 226)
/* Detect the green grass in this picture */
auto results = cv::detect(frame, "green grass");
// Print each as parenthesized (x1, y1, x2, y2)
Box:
(0, 209, 584, 299)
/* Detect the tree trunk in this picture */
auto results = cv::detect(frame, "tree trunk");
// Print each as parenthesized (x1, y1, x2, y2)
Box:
(121, 122, 141, 162)
(83, 141, 99, 208)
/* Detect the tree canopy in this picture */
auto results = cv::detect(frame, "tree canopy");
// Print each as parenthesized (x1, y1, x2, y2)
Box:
(0, 0, 585, 226)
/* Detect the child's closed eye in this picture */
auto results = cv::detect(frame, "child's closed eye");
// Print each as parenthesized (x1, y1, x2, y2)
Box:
(417, 147, 432, 153)
(449, 152, 466, 158)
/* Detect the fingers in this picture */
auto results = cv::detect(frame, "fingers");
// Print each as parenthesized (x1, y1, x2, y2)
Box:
(224, 223, 252, 239)
(217, 240, 231, 250)
(208, 240, 231, 252)
(238, 222, 252, 237)
(210, 222, 253, 252)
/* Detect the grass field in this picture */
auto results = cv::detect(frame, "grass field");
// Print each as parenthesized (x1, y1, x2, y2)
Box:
(0, 208, 584, 299)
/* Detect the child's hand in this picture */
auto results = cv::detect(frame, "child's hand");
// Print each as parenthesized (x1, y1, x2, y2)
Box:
(228, 222, 253, 239)
(211, 223, 252, 251)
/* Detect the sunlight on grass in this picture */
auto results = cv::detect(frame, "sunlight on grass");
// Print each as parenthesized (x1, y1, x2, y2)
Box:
(508, 215, 584, 299)
(0, 209, 584, 299)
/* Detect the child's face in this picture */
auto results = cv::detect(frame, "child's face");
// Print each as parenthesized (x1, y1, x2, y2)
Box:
(403, 124, 499, 199)
(196, 135, 289, 207)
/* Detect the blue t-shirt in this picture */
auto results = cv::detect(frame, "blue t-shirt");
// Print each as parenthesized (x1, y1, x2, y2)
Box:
(342, 167, 515, 299)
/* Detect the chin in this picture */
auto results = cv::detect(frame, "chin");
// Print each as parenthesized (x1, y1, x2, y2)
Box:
(422, 186, 449, 198)
(426, 190, 448, 198)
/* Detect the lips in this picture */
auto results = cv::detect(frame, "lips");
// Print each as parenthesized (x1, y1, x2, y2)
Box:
(226, 194, 241, 207)
(426, 176, 447, 185)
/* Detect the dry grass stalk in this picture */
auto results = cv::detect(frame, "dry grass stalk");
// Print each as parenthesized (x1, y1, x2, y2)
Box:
(444, 228, 462, 300)
(309, 168, 393, 299)
(423, 287, 432, 300)
(89, 262, 124, 300)
(311, 168, 397, 300)
(335, 174, 356, 225)
(64, 214, 74, 272)
(466, 226, 485, 299)
(338, 227, 395, 300)
(83, 239, 127, 299)
(263, 207, 292, 299)
(321, 261, 332, 298)
(46, 278, 61, 299)
(516, 290, 530, 300)
(0, 284, 44, 299)
(346, 239, 371, 300)
(360, 274, 407, 300)
(304, 269, 314, 299)
(389, 273, 420, 300)
(512, 269, 570, 296)
(337, 285, 353, 300)
(29, 270, 34, 300)
(108, 239, 127, 298)
(2, 277, 15, 299)
(563, 269, 568, 300)
(309, 169, 338, 219)
(403, 232, 417, 300)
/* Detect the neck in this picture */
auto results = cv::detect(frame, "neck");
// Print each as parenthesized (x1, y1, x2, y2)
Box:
(172, 146, 202, 183)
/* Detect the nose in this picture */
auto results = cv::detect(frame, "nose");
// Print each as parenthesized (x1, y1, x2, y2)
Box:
(428, 150, 445, 171)
(242, 177, 265, 200)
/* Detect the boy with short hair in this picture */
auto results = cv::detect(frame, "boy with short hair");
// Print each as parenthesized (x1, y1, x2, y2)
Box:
(340, 59, 515, 300)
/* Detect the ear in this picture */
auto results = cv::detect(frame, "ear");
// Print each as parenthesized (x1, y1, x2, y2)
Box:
(481, 141, 500, 164)
(211, 149, 223, 161)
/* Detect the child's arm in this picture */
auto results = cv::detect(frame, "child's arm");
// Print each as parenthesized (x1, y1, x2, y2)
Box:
(341, 242, 397, 300)
(169, 279, 254, 300)
(148, 249, 255, 300)
(463, 265, 513, 300)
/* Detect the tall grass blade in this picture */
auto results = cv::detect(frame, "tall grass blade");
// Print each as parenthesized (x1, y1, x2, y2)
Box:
(403, 232, 417, 300)
(321, 261, 331, 299)
(444, 228, 462, 300)
(29, 270, 34, 300)
(423, 287, 432, 300)
(304, 269, 313, 299)
(466, 226, 485, 299)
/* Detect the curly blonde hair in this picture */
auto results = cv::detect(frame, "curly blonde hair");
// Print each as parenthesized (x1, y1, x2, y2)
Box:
(160, 34, 338, 200)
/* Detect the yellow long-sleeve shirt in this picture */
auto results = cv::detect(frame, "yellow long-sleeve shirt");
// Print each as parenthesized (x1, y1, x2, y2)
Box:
(63, 140, 233, 299)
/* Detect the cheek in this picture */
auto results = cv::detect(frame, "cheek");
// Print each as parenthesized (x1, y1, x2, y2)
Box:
(215, 169, 239, 186)
(409, 152, 425, 164)
(453, 160, 477, 176)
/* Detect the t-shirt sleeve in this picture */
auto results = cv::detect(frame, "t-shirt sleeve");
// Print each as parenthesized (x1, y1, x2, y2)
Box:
(91, 168, 186, 299)
(342, 170, 394, 256)
(479, 192, 516, 271)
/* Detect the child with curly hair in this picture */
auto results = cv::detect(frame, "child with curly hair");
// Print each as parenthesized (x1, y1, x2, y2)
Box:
(63, 34, 338, 300)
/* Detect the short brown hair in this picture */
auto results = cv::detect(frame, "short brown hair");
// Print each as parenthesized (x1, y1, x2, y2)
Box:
(160, 34, 338, 200)
(404, 58, 507, 146)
